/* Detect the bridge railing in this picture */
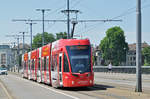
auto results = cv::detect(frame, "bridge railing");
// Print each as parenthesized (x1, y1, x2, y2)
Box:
(93, 66, 150, 74)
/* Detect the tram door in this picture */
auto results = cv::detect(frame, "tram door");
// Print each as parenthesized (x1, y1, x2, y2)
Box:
(37, 58, 41, 82)
(42, 57, 45, 82)
(28, 52, 31, 80)
(28, 60, 31, 79)
(51, 54, 58, 87)
(37, 48, 42, 82)
(46, 56, 50, 84)
(59, 53, 63, 86)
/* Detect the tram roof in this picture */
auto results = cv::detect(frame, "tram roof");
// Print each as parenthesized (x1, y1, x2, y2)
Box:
(52, 39, 90, 47)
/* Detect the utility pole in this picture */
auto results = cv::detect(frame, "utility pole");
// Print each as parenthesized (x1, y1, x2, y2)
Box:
(6, 34, 29, 72)
(61, 0, 77, 39)
(61, 9, 80, 38)
(61, 0, 122, 39)
(11, 42, 16, 70)
(26, 22, 36, 51)
(36, 9, 50, 46)
(12, 19, 36, 51)
(11, 42, 16, 48)
(135, 0, 142, 92)
(16, 35, 20, 73)
(20, 32, 27, 54)
(67, 0, 70, 39)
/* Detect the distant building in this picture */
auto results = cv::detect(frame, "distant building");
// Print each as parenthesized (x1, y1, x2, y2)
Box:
(13, 43, 30, 55)
(12, 43, 30, 68)
(126, 42, 149, 66)
(93, 46, 104, 66)
(126, 50, 136, 66)
(0, 43, 30, 70)
(93, 42, 150, 66)
(0, 45, 13, 69)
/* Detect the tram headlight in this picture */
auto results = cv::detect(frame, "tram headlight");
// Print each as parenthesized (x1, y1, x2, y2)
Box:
(90, 80, 92, 84)
(65, 76, 69, 79)
(72, 81, 74, 85)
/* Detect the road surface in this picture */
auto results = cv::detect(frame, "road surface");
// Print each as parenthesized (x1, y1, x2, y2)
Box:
(0, 72, 150, 99)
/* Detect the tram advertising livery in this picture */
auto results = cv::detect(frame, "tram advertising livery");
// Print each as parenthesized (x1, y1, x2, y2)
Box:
(22, 39, 94, 88)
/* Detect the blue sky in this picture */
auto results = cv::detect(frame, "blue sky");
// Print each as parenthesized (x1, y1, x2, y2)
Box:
(0, 0, 150, 46)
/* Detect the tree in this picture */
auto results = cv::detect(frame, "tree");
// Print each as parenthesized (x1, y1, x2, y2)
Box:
(56, 32, 67, 40)
(99, 26, 128, 66)
(32, 32, 56, 49)
(142, 46, 150, 66)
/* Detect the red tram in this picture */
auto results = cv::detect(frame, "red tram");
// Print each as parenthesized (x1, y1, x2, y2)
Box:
(22, 39, 94, 87)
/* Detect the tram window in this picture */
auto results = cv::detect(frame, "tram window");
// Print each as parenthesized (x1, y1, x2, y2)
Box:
(28, 60, 30, 70)
(47, 57, 49, 71)
(59, 56, 62, 72)
(52, 55, 57, 71)
(24, 62, 26, 69)
(63, 54, 69, 72)
(33, 60, 35, 70)
(32, 60, 34, 70)
(42, 59, 44, 71)
(55, 55, 58, 71)
(51, 56, 54, 71)
(44, 57, 46, 71)
(25, 61, 28, 69)
(38, 58, 41, 70)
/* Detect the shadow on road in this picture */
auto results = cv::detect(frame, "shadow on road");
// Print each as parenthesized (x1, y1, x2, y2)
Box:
(60, 84, 115, 91)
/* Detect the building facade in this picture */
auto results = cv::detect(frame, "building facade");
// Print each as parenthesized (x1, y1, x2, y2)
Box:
(93, 42, 150, 66)
(126, 42, 149, 66)
(0, 45, 13, 69)
(12, 43, 30, 69)
(0, 43, 30, 70)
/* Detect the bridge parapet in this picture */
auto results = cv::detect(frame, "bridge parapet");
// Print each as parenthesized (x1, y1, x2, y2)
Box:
(93, 66, 150, 74)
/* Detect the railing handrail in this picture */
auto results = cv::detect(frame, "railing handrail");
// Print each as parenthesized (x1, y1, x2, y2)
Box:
(93, 66, 150, 69)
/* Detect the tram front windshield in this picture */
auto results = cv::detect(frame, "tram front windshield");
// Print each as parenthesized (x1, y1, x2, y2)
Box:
(66, 45, 91, 73)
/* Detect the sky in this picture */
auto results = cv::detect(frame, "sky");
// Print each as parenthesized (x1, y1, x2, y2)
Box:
(0, 0, 150, 47)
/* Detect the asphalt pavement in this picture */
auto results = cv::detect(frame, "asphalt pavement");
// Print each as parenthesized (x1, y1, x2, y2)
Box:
(94, 72, 150, 92)
(0, 72, 150, 99)
(0, 80, 9, 99)
(0, 74, 78, 99)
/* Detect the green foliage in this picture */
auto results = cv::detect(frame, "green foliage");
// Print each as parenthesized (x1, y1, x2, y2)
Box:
(32, 32, 67, 49)
(56, 32, 67, 40)
(32, 32, 56, 49)
(99, 26, 128, 66)
(142, 46, 150, 66)
(92, 55, 95, 65)
(32, 33, 41, 49)
(144, 63, 150, 66)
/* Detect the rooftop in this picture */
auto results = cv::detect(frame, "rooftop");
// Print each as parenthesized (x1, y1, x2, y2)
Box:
(128, 42, 150, 51)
